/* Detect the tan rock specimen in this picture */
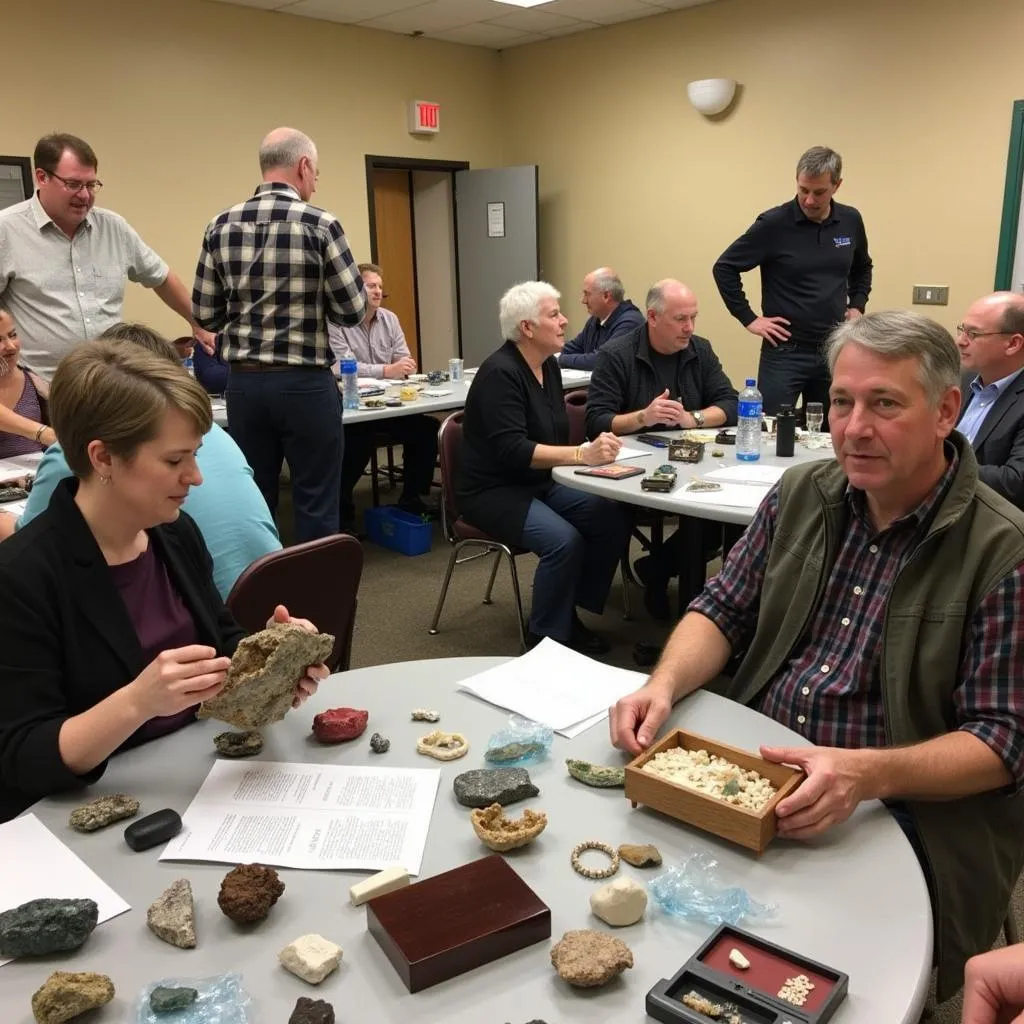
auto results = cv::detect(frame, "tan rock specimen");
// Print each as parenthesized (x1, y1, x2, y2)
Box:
(147, 878, 196, 949)
(590, 876, 648, 927)
(199, 623, 334, 729)
(617, 843, 662, 868)
(550, 929, 634, 987)
(416, 729, 469, 761)
(31, 971, 114, 1024)
(218, 863, 285, 923)
(278, 933, 343, 984)
(470, 803, 547, 851)
(68, 793, 140, 832)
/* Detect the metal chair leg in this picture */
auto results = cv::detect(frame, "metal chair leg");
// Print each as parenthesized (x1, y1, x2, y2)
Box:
(483, 550, 502, 604)
(504, 549, 528, 651)
(369, 446, 381, 507)
(428, 545, 461, 635)
(620, 557, 633, 620)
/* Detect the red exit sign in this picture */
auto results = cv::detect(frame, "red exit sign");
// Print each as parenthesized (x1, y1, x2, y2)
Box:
(408, 100, 440, 135)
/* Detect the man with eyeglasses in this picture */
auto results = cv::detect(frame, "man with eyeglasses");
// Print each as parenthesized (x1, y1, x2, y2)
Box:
(0, 133, 214, 378)
(955, 291, 1024, 509)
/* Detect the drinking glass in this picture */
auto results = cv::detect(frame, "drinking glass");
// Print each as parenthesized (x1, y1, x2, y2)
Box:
(805, 402, 824, 436)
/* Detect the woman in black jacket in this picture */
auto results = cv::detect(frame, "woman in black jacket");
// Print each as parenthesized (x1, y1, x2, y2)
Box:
(0, 340, 325, 821)
(458, 282, 628, 654)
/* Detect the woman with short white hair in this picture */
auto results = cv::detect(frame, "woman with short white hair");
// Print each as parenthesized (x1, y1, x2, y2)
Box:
(457, 281, 628, 654)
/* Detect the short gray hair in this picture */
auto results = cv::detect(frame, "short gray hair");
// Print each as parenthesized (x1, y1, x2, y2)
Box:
(797, 146, 842, 185)
(825, 311, 960, 405)
(259, 129, 317, 173)
(591, 269, 624, 303)
(996, 294, 1024, 336)
(499, 281, 560, 342)
(645, 283, 667, 315)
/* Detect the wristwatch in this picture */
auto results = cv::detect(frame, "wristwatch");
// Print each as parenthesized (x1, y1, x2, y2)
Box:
(693, 410, 705, 428)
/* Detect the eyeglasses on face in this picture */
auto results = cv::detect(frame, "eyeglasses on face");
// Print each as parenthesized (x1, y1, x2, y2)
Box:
(45, 171, 103, 194)
(955, 324, 1008, 343)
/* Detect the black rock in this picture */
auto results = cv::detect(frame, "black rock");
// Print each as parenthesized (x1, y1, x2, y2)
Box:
(369, 732, 390, 754)
(289, 996, 335, 1024)
(0, 898, 98, 957)
(150, 986, 198, 1015)
(453, 767, 539, 808)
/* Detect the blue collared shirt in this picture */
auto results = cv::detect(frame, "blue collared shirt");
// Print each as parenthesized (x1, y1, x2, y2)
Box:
(959, 368, 1024, 443)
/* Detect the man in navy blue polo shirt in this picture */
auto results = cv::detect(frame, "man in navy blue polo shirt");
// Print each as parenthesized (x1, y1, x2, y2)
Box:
(558, 267, 643, 371)
(712, 146, 872, 416)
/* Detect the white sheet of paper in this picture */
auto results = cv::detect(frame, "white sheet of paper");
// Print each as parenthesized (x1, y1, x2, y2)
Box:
(682, 482, 773, 508)
(703, 464, 787, 486)
(357, 377, 384, 387)
(456, 638, 640, 735)
(613, 446, 655, 463)
(0, 814, 130, 967)
(160, 760, 440, 874)
(560, 369, 591, 382)
(422, 388, 453, 397)
(0, 452, 43, 483)
(1, 498, 27, 517)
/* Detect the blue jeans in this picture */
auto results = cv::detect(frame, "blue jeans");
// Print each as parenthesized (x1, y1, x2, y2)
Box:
(226, 367, 343, 542)
(757, 341, 832, 418)
(518, 482, 628, 643)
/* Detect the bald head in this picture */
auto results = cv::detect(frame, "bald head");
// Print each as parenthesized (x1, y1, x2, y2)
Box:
(958, 291, 1024, 383)
(646, 279, 696, 314)
(259, 127, 319, 200)
(582, 266, 625, 318)
(646, 279, 699, 354)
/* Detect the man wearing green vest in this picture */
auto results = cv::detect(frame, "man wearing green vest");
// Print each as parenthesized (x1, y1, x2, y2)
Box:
(609, 310, 1024, 1002)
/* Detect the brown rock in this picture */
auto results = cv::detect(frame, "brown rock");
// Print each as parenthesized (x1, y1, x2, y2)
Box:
(289, 997, 335, 1024)
(31, 971, 114, 1024)
(618, 843, 662, 868)
(198, 623, 334, 729)
(470, 803, 547, 851)
(214, 730, 264, 758)
(550, 929, 633, 987)
(218, 863, 285, 923)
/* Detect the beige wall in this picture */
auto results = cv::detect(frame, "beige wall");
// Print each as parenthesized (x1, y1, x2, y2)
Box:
(3, 0, 502, 339)
(500, 0, 1024, 384)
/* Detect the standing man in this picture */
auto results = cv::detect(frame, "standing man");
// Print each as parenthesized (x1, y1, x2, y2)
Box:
(329, 262, 438, 530)
(713, 146, 872, 415)
(193, 127, 366, 541)
(955, 291, 1024, 509)
(558, 267, 644, 371)
(0, 133, 214, 377)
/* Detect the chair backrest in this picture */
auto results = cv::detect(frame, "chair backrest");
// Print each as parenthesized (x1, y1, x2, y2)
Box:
(226, 534, 364, 672)
(565, 389, 588, 445)
(437, 411, 465, 544)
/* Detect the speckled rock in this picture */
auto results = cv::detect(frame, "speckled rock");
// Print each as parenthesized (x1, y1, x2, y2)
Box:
(218, 864, 285, 924)
(150, 986, 198, 1014)
(618, 843, 662, 868)
(31, 971, 114, 1024)
(313, 707, 369, 743)
(68, 793, 139, 832)
(289, 996, 335, 1024)
(199, 623, 334, 728)
(0, 898, 98, 957)
(453, 767, 539, 808)
(214, 730, 264, 758)
(147, 878, 196, 949)
(369, 732, 390, 753)
(550, 929, 633, 987)
(566, 758, 625, 788)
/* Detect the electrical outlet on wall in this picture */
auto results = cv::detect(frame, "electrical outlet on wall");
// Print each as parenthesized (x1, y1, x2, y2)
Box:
(912, 285, 949, 305)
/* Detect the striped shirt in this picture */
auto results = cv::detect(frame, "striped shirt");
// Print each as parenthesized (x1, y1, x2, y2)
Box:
(690, 446, 1024, 787)
(192, 182, 366, 367)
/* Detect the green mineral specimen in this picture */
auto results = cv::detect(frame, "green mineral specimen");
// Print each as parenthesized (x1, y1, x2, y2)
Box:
(150, 986, 198, 1015)
(722, 778, 741, 796)
(485, 741, 543, 764)
(565, 758, 625, 788)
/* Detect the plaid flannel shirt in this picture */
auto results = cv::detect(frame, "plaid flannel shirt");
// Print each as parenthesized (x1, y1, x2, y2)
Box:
(192, 182, 365, 366)
(690, 446, 1024, 787)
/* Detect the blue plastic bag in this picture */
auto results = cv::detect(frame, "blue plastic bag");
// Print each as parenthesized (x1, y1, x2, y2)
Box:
(484, 715, 553, 765)
(135, 972, 251, 1024)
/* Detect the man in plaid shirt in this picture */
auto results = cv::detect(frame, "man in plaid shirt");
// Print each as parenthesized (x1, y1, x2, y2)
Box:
(610, 311, 1024, 1000)
(192, 127, 366, 541)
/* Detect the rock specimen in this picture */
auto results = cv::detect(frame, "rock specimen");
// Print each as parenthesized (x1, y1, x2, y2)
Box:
(0, 898, 98, 957)
(470, 803, 547, 851)
(312, 707, 369, 743)
(566, 758, 625, 788)
(349, 865, 410, 906)
(289, 996, 335, 1024)
(410, 708, 440, 722)
(550, 929, 633, 987)
(729, 947, 750, 970)
(31, 971, 114, 1024)
(618, 843, 662, 868)
(279, 933, 343, 984)
(218, 863, 285, 923)
(369, 732, 390, 753)
(150, 986, 198, 1014)
(214, 730, 264, 758)
(453, 767, 539, 808)
(68, 793, 139, 832)
(147, 878, 196, 949)
(417, 729, 469, 760)
(590, 876, 648, 927)
(199, 622, 335, 729)
(485, 741, 544, 764)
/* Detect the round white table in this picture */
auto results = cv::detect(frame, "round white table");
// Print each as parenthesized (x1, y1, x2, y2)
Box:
(4, 658, 932, 1024)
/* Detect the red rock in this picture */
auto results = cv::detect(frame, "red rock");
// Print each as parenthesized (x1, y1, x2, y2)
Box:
(313, 707, 369, 743)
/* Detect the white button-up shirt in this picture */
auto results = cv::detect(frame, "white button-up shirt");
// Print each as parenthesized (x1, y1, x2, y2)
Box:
(328, 306, 410, 378)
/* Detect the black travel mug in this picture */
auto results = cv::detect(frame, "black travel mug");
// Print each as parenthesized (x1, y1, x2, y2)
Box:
(775, 405, 796, 457)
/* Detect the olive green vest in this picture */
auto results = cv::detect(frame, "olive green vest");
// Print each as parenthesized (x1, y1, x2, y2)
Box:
(725, 435, 1024, 999)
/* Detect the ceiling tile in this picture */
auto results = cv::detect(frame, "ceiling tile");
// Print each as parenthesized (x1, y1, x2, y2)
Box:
(430, 21, 533, 45)
(360, 0, 489, 34)
(531, 18, 599, 36)
(485, 8, 582, 31)
(541, 0, 668, 24)
(283, 0, 426, 21)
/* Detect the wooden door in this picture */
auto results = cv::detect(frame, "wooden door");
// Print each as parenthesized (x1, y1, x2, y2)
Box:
(371, 169, 419, 366)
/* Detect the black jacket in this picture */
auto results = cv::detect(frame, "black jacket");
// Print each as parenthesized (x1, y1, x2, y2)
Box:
(0, 478, 246, 821)
(457, 341, 568, 543)
(958, 370, 1024, 510)
(585, 325, 738, 438)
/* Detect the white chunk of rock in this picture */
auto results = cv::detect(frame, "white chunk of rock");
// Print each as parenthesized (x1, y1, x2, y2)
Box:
(349, 864, 410, 906)
(729, 947, 750, 970)
(278, 933, 343, 984)
(590, 875, 648, 927)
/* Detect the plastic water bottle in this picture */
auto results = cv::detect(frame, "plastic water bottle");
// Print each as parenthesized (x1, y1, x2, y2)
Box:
(183, 354, 194, 377)
(340, 358, 359, 411)
(736, 378, 763, 462)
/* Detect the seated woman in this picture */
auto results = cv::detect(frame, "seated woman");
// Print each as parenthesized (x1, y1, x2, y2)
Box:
(458, 281, 629, 655)
(0, 340, 327, 822)
(0, 304, 56, 457)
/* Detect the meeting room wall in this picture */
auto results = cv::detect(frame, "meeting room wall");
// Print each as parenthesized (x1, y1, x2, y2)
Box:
(499, 0, 1024, 387)
(4, 0, 504, 343)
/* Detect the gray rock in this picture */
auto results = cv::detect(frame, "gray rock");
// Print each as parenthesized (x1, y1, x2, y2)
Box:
(0, 898, 98, 957)
(147, 878, 196, 949)
(198, 623, 334, 729)
(150, 986, 198, 1015)
(453, 767, 539, 808)
(289, 996, 336, 1024)
(214, 730, 264, 758)
(566, 758, 625, 788)
(68, 793, 139, 832)
(369, 732, 390, 753)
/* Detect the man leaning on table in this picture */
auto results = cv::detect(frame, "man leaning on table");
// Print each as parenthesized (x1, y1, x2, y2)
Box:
(609, 310, 1024, 1002)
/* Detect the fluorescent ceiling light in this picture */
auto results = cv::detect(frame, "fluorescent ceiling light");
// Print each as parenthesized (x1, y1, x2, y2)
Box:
(491, 0, 557, 7)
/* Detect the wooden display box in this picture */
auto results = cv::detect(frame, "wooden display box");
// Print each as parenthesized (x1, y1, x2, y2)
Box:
(365, 854, 551, 992)
(624, 728, 803, 854)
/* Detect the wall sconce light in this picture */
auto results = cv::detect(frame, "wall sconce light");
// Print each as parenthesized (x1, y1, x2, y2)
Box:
(687, 78, 737, 116)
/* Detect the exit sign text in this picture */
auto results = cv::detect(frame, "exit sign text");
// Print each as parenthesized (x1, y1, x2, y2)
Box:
(408, 100, 440, 135)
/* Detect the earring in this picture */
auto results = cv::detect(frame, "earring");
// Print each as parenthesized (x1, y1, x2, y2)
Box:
(100, 475, 111, 486)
